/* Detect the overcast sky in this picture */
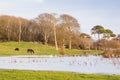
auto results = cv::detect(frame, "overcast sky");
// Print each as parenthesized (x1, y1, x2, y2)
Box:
(0, 0, 120, 35)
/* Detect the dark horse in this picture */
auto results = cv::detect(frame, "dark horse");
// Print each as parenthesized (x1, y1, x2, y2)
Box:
(27, 49, 34, 54)
(15, 48, 19, 51)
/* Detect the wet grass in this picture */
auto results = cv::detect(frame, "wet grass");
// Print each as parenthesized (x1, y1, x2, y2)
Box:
(0, 42, 103, 56)
(0, 70, 120, 80)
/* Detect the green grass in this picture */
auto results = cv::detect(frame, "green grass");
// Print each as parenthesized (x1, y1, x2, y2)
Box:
(0, 42, 119, 80)
(0, 42, 103, 56)
(0, 70, 119, 80)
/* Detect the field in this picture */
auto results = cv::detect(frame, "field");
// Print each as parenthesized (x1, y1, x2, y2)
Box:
(0, 42, 119, 80)
(0, 42, 103, 56)
(0, 70, 120, 80)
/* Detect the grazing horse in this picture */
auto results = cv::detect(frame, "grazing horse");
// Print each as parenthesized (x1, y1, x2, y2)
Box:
(27, 49, 34, 54)
(15, 48, 19, 51)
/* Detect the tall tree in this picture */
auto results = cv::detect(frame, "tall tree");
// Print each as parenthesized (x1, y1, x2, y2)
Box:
(18, 18, 22, 42)
(0, 15, 32, 42)
(91, 25, 104, 40)
(91, 25, 104, 50)
(117, 34, 120, 42)
(59, 14, 80, 49)
(103, 29, 115, 39)
(35, 13, 58, 50)
(6, 16, 11, 41)
(35, 13, 54, 45)
(79, 33, 92, 50)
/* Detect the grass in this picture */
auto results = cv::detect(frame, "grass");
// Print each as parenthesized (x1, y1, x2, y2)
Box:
(0, 42, 119, 80)
(0, 41, 103, 56)
(0, 70, 120, 80)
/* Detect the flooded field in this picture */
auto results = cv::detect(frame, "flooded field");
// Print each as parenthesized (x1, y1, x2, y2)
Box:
(0, 55, 120, 75)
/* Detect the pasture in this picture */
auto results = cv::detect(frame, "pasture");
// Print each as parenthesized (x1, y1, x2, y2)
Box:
(0, 70, 120, 80)
(0, 42, 103, 56)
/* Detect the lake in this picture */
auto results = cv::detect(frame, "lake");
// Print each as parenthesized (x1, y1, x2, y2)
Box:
(0, 55, 120, 75)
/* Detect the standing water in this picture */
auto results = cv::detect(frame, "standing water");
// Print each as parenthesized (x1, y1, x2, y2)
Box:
(0, 55, 120, 75)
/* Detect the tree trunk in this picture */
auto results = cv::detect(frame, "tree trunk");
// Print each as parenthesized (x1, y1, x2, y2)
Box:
(98, 33, 100, 41)
(44, 33, 48, 45)
(53, 24, 58, 50)
(60, 39, 66, 55)
(7, 17, 10, 41)
(98, 33, 100, 50)
(18, 19, 21, 42)
(62, 39, 65, 48)
(69, 39, 71, 49)
(7, 26, 10, 41)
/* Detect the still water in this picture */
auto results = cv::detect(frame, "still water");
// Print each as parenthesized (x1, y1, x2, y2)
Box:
(0, 55, 120, 75)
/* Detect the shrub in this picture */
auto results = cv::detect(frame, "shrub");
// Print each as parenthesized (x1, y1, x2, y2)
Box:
(106, 40, 120, 49)
(60, 46, 66, 56)
(103, 49, 120, 58)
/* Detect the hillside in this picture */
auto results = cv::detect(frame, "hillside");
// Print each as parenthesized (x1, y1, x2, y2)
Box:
(0, 42, 103, 56)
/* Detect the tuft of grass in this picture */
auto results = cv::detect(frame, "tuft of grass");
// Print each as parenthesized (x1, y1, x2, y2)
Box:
(0, 70, 120, 80)
(0, 42, 103, 56)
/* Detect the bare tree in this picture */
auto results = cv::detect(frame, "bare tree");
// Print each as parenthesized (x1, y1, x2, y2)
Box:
(35, 13, 58, 50)
(35, 13, 54, 44)
(18, 18, 22, 42)
(6, 16, 11, 41)
(59, 14, 80, 49)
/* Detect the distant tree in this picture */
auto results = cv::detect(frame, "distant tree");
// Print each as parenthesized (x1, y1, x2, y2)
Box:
(35, 13, 54, 45)
(91, 26, 116, 50)
(0, 15, 10, 41)
(103, 29, 116, 50)
(18, 18, 22, 42)
(110, 34, 116, 38)
(0, 15, 36, 42)
(91, 25, 104, 40)
(80, 33, 91, 38)
(117, 34, 120, 42)
(106, 40, 120, 49)
(79, 33, 92, 50)
(103, 29, 116, 39)
(91, 25, 105, 50)
(27, 20, 40, 41)
(51, 14, 59, 50)
(59, 14, 80, 49)
(56, 26, 69, 46)
(6, 16, 11, 41)
(35, 13, 58, 50)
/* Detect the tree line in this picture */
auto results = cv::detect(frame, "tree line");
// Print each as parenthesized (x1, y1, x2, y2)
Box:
(91, 25, 120, 50)
(0, 13, 120, 50)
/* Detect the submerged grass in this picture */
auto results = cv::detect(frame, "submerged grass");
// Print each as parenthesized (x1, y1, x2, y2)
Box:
(0, 70, 119, 80)
(0, 42, 103, 56)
